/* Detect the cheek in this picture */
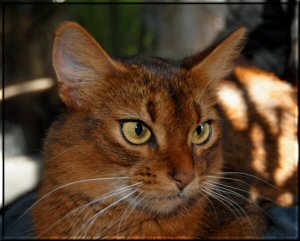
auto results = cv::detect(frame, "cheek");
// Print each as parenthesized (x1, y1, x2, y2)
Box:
(194, 144, 224, 175)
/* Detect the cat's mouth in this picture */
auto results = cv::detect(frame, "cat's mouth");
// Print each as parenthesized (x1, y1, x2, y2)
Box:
(147, 192, 183, 202)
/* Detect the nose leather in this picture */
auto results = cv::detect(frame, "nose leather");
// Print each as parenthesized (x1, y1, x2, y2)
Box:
(169, 171, 195, 190)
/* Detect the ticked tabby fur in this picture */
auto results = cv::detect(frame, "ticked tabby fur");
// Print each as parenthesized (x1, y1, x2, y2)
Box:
(32, 22, 297, 239)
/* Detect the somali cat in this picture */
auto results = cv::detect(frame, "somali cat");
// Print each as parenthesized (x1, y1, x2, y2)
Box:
(32, 22, 297, 239)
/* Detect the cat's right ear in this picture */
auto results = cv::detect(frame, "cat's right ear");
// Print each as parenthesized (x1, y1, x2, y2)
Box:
(53, 22, 126, 109)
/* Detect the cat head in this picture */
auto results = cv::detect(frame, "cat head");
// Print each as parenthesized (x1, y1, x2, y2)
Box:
(48, 22, 246, 216)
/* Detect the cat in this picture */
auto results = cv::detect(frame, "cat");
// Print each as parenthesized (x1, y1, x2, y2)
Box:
(32, 22, 297, 239)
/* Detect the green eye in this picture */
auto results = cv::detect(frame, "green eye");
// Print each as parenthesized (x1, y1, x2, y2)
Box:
(192, 122, 211, 145)
(121, 121, 152, 145)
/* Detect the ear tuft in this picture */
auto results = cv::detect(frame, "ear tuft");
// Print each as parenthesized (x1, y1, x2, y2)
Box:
(53, 21, 124, 109)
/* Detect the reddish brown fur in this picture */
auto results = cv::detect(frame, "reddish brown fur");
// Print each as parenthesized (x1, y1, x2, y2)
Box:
(32, 22, 297, 239)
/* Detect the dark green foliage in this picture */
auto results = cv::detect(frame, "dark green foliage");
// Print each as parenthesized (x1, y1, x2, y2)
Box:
(66, 3, 154, 57)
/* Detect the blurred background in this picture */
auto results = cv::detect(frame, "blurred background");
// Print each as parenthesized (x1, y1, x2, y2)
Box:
(1, 0, 298, 211)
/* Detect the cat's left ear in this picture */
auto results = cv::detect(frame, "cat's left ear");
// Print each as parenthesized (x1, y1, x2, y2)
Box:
(184, 28, 247, 86)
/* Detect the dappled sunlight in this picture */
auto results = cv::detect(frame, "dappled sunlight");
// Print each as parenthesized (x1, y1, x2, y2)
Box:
(219, 65, 298, 207)
(217, 80, 248, 131)
(276, 192, 294, 207)
(250, 123, 268, 179)
(235, 66, 296, 135)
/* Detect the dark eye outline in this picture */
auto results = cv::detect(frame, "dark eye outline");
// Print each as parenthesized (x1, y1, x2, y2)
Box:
(119, 120, 154, 146)
(191, 120, 212, 146)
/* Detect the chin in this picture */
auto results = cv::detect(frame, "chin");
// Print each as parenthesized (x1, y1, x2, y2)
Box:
(130, 190, 201, 217)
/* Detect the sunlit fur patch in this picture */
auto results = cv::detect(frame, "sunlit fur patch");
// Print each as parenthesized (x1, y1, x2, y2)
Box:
(217, 80, 248, 131)
(235, 66, 298, 188)
(276, 192, 294, 207)
(275, 116, 298, 187)
(250, 123, 268, 179)
(235, 66, 296, 135)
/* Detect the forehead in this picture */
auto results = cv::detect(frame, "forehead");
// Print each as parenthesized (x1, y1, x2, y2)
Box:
(123, 58, 194, 119)
(99, 56, 214, 129)
(122, 56, 193, 99)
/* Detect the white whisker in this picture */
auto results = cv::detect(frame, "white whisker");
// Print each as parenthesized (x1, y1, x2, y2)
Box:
(10, 176, 130, 228)
(116, 192, 146, 240)
(37, 182, 142, 238)
(217, 172, 281, 191)
(207, 180, 275, 204)
(203, 186, 253, 237)
(80, 187, 140, 238)
(206, 180, 271, 218)
(199, 189, 219, 224)
(206, 175, 251, 188)
(203, 186, 242, 221)
(204, 184, 257, 237)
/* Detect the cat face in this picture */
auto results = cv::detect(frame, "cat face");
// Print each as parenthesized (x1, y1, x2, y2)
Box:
(83, 61, 223, 215)
(47, 22, 246, 217)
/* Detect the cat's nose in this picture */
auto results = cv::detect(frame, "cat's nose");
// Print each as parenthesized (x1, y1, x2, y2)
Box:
(169, 171, 195, 191)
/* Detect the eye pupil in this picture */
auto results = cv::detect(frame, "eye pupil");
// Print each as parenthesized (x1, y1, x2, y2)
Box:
(135, 122, 144, 136)
(196, 124, 203, 135)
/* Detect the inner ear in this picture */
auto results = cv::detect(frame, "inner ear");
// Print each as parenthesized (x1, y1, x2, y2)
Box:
(53, 21, 126, 109)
